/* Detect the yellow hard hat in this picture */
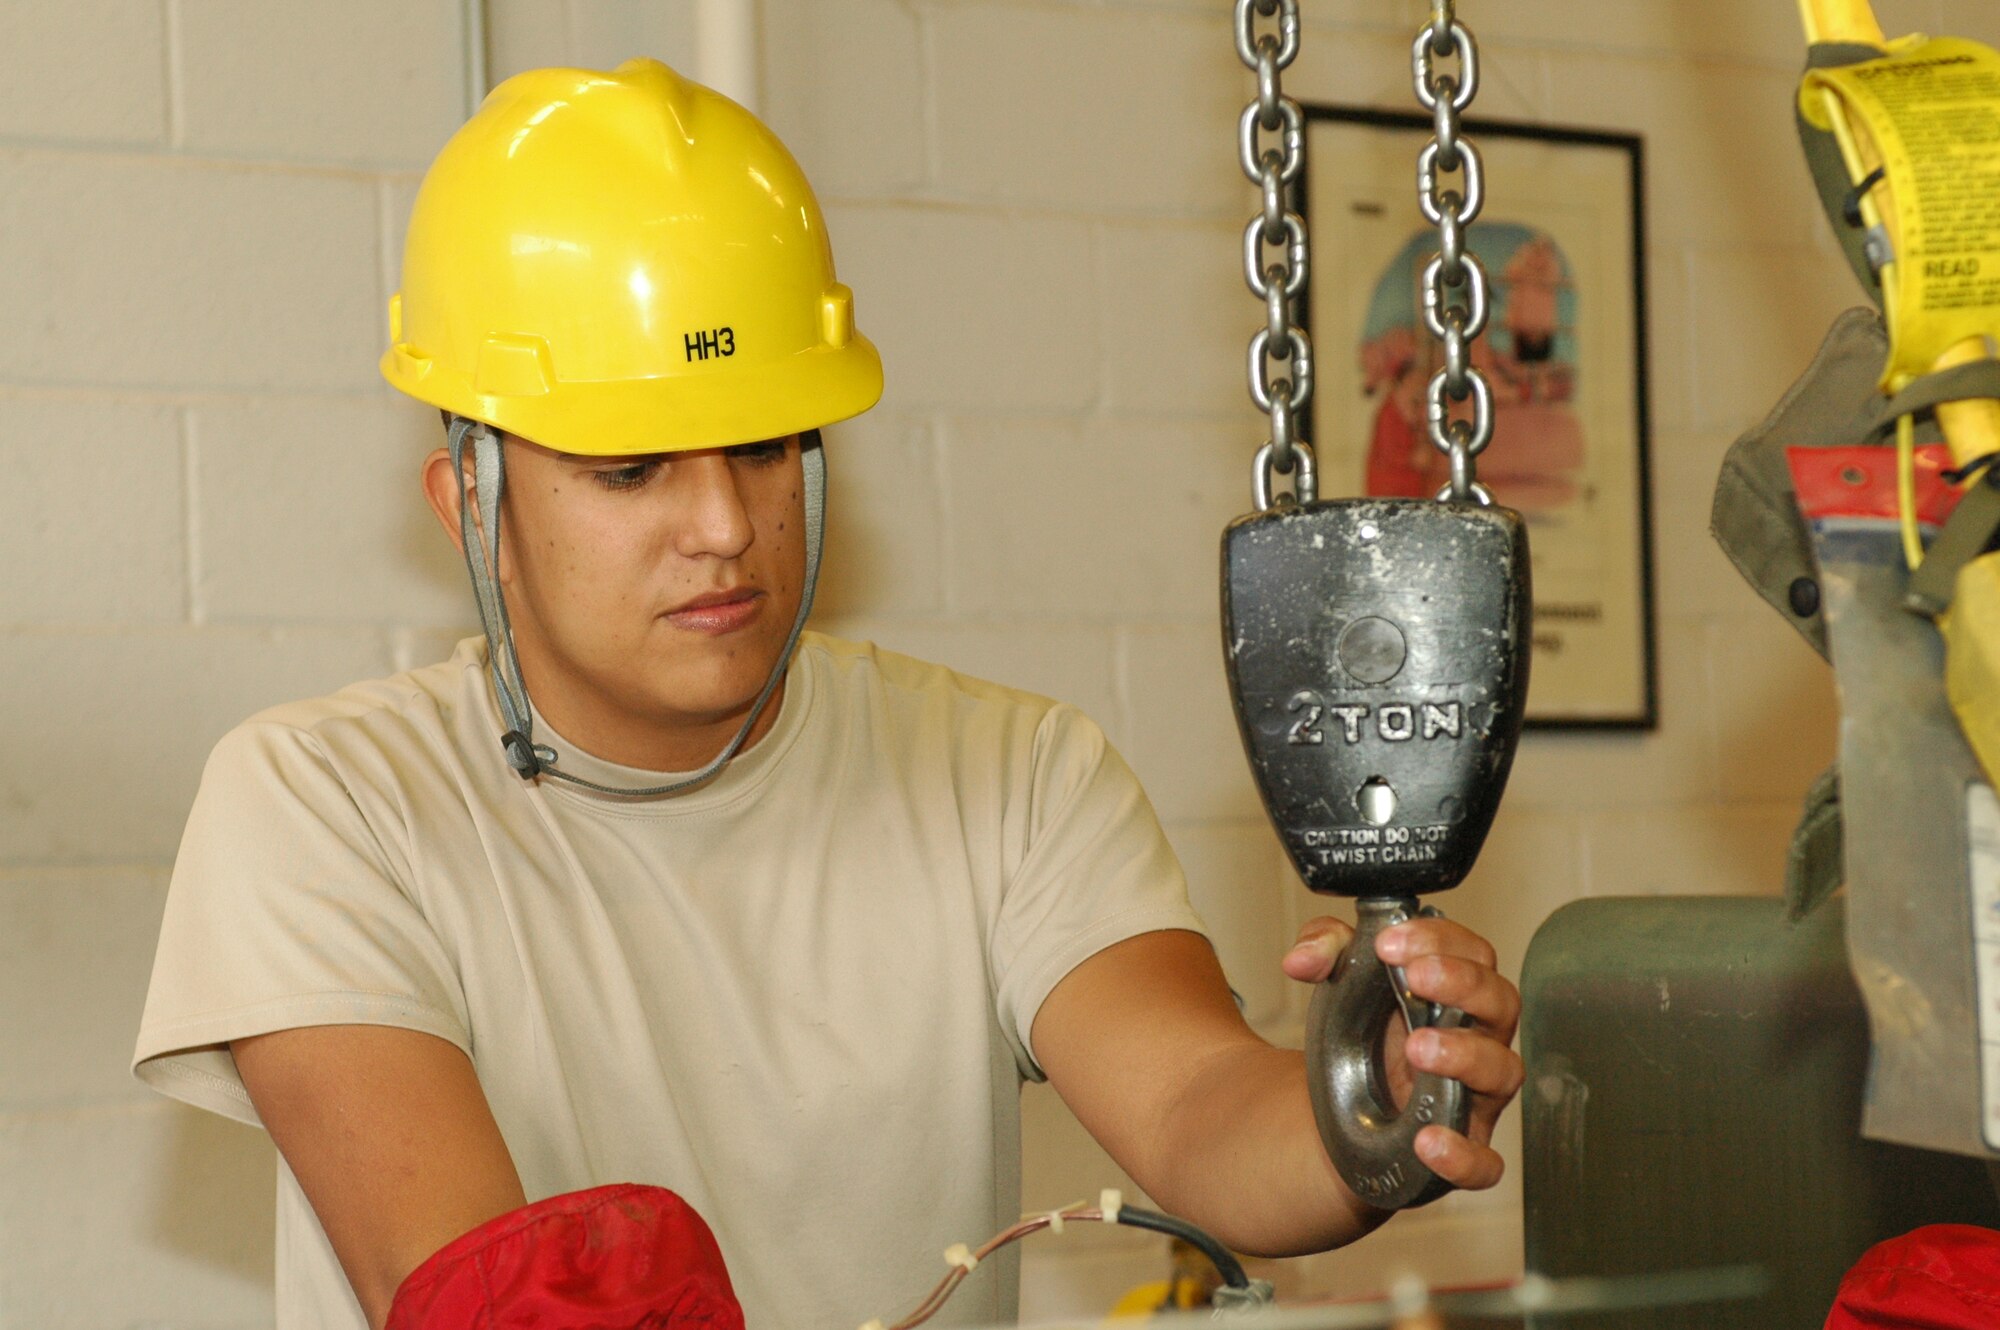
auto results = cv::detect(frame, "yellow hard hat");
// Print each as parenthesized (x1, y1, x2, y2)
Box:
(382, 58, 882, 456)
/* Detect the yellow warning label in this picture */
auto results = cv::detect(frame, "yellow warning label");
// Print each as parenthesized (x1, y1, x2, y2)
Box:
(1803, 37, 2000, 385)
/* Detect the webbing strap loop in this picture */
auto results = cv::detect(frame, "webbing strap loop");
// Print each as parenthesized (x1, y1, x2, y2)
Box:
(1903, 475, 2000, 618)
(1863, 359, 2000, 437)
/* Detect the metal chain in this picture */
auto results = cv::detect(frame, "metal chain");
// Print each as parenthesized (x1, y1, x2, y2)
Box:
(1236, 0, 1316, 509)
(1413, 1, 1494, 505)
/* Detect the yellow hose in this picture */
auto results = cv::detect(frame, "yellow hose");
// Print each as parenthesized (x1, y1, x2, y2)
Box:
(1896, 412, 1924, 570)
(1798, 0, 1885, 47)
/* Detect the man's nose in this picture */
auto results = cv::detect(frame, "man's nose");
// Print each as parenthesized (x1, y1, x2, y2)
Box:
(671, 452, 755, 560)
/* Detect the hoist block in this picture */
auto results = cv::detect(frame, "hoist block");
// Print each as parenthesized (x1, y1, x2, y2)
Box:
(1221, 498, 1531, 898)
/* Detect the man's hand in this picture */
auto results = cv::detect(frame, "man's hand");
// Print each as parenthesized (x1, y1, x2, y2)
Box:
(1033, 917, 1524, 1255)
(1281, 914, 1524, 1191)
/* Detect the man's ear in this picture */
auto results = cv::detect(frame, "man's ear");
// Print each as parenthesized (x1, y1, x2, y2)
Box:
(420, 447, 469, 556)
(423, 437, 518, 584)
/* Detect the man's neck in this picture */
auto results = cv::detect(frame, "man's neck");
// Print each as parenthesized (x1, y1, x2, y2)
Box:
(512, 657, 789, 775)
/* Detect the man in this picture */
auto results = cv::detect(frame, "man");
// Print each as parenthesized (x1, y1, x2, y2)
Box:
(133, 59, 1523, 1330)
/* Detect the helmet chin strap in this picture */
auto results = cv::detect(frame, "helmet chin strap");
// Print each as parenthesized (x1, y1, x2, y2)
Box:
(447, 416, 826, 797)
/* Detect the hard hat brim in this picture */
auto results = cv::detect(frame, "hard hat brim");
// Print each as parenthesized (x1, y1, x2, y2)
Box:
(382, 335, 883, 456)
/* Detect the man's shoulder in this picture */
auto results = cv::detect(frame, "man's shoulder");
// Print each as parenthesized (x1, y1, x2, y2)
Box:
(801, 631, 1071, 724)
(797, 631, 1114, 778)
(218, 638, 483, 774)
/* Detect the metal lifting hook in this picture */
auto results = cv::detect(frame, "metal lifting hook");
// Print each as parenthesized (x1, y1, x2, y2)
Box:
(1305, 897, 1474, 1211)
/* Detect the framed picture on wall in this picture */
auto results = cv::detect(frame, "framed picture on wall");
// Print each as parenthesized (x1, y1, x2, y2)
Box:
(1299, 106, 1658, 730)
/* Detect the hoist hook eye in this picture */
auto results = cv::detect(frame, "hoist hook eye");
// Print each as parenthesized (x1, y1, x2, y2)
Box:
(1304, 894, 1474, 1210)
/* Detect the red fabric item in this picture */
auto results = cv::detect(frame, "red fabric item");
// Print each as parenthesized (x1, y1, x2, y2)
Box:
(1786, 443, 1960, 527)
(1824, 1225, 2000, 1330)
(385, 1183, 744, 1330)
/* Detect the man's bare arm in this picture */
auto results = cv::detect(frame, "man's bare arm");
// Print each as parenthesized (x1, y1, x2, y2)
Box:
(1030, 929, 1370, 1254)
(1030, 921, 1522, 1256)
(232, 1026, 527, 1329)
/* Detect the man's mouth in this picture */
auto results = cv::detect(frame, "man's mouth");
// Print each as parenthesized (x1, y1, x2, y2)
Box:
(664, 587, 764, 634)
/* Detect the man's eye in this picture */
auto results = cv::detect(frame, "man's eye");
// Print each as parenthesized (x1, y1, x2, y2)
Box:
(593, 462, 658, 491)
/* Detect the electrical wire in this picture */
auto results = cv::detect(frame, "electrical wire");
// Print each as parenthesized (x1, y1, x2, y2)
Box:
(1110, 1207, 1251, 1289)
(870, 1203, 1250, 1330)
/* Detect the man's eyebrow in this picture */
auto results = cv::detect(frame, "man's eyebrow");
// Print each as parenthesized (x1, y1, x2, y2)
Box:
(563, 450, 671, 464)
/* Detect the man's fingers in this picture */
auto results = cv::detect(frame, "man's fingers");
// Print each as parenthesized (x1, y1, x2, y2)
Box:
(1414, 1125, 1506, 1192)
(1397, 953, 1522, 1040)
(1403, 1027, 1525, 1104)
(1377, 917, 1498, 971)
(1282, 916, 1355, 984)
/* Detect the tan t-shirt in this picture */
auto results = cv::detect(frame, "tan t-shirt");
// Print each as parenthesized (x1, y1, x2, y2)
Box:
(132, 633, 1206, 1329)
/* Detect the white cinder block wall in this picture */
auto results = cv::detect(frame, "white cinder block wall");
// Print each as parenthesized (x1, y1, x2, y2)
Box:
(4, 1, 1991, 1324)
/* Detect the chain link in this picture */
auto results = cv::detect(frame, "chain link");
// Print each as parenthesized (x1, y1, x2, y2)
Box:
(1253, 439, 1317, 512)
(1416, 142, 1484, 234)
(1244, 214, 1307, 300)
(1235, 0, 1313, 508)
(1234, 0, 1299, 69)
(1413, 10, 1493, 504)
(1412, 22, 1476, 116)
(1249, 326, 1314, 414)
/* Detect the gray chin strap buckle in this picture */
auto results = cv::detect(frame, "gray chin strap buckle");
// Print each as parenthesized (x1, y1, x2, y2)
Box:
(498, 730, 542, 779)
(1305, 895, 1473, 1210)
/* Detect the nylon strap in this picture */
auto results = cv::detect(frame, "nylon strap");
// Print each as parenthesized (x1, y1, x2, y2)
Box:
(1904, 473, 2000, 617)
(448, 417, 537, 759)
(1864, 358, 2000, 436)
(448, 416, 827, 797)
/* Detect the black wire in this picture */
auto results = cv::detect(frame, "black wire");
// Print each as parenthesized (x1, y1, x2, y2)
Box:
(1942, 449, 2000, 487)
(1842, 165, 1887, 229)
(1111, 1206, 1251, 1289)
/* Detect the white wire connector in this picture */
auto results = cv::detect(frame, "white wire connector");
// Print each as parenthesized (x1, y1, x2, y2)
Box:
(1098, 1188, 1124, 1223)
(944, 1242, 979, 1273)
(1023, 1198, 1085, 1234)
(857, 1321, 887, 1330)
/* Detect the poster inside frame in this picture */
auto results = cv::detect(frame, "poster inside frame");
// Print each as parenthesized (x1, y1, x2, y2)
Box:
(1301, 106, 1658, 730)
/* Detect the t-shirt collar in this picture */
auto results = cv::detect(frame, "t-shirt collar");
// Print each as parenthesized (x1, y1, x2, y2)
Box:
(462, 635, 818, 808)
